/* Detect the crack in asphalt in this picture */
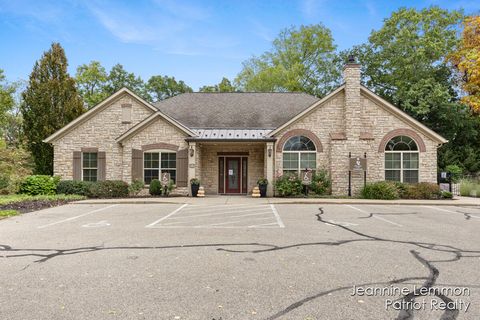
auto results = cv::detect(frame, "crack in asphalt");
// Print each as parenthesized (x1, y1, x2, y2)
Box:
(262, 208, 475, 320)
(358, 212, 418, 219)
(1, 206, 479, 319)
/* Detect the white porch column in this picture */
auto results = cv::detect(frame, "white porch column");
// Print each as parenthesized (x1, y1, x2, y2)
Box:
(265, 142, 274, 197)
(187, 142, 196, 196)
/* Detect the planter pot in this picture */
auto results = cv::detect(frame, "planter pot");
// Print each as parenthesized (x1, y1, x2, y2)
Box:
(259, 184, 267, 197)
(191, 184, 200, 197)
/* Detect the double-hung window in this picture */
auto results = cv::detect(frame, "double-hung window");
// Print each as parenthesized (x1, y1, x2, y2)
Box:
(82, 152, 98, 182)
(143, 151, 176, 184)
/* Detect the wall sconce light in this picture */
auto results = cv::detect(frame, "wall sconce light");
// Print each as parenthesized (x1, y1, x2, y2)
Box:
(189, 146, 195, 157)
(267, 147, 272, 158)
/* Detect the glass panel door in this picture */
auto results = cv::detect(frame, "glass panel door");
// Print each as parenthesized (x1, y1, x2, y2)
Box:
(226, 158, 241, 193)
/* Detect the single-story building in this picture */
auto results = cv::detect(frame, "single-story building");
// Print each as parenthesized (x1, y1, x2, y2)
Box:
(44, 61, 447, 196)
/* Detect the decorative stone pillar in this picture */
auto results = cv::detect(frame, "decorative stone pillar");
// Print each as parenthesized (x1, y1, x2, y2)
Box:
(265, 142, 274, 197)
(188, 142, 196, 196)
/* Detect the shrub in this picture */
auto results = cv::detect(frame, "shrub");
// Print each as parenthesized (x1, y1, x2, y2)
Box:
(0, 142, 33, 194)
(275, 174, 303, 197)
(361, 181, 399, 200)
(392, 181, 408, 199)
(190, 178, 200, 186)
(445, 164, 463, 183)
(129, 179, 145, 196)
(441, 191, 453, 199)
(404, 182, 441, 200)
(0, 175, 9, 194)
(149, 179, 162, 196)
(310, 170, 331, 195)
(57, 180, 93, 196)
(18, 175, 60, 195)
(257, 177, 268, 186)
(87, 180, 129, 198)
(460, 179, 480, 197)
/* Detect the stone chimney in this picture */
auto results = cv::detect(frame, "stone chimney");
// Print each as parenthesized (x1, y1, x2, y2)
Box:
(343, 55, 361, 139)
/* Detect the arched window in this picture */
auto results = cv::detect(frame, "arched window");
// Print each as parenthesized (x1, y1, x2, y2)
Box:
(385, 136, 419, 183)
(283, 136, 316, 175)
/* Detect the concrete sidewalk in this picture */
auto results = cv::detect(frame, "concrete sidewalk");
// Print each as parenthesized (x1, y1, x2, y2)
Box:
(76, 195, 480, 206)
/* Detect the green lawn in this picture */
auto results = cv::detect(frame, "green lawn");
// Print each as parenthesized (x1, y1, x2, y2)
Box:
(0, 209, 19, 218)
(0, 194, 85, 206)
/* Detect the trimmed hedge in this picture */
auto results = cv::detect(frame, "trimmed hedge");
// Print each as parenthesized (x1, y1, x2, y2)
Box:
(57, 180, 93, 196)
(56, 180, 129, 198)
(19, 175, 60, 196)
(87, 180, 129, 198)
(360, 181, 444, 200)
(361, 181, 399, 200)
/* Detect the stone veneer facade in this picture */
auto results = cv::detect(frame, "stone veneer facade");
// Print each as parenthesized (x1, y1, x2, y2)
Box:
(49, 64, 443, 197)
(273, 64, 439, 196)
(52, 93, 153, 180)
(198, 142, 265, 195)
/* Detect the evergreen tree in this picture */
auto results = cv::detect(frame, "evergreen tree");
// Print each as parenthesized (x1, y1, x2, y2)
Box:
(22, 43, 85, 174)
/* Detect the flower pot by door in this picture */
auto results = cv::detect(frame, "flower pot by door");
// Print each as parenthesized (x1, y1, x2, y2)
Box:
(191, 184, 199, 197)
(259, 184, 267, 197)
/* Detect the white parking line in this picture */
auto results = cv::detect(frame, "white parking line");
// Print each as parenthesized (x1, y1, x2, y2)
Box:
(270, 204, 285, 228)
(421, 205, 457, 215)
(424, 206, 480, 220)
(179, 204, 270, 215)
(37, 204, 118, 229)
(167, 207, 272, 220)
(345, 205, 403, 227)
(145, 204, 189, 228)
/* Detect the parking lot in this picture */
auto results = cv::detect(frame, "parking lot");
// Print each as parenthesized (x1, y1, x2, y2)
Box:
(1, 201, 479, 319)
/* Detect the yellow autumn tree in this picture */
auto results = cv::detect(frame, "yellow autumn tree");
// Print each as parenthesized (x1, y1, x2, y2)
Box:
(449, 16, 480, 113)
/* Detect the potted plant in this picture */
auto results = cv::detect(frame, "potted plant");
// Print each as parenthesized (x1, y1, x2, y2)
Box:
(257, 177, 268, 197)
(190, 178, 200, 197)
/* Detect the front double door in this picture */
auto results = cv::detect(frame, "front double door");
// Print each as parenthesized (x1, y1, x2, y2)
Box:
(219, 156, 247, 194)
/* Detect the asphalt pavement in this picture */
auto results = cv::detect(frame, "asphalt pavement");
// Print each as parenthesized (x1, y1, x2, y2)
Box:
(0, 202, 479, 319)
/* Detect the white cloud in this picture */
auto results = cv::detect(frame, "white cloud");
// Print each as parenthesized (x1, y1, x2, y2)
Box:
(84, 0, 240, 58)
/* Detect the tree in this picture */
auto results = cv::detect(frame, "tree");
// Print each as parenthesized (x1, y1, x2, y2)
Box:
(146, 75, 192, 102)
(22, 43, 85, 174)
(448, 15, 480, 113)
(75, 61, 109, 108)
(105, 63, 146, 98)
(349, 7, 463, 117)
(199, 77, 236, 92)
(235, 24, 341, 97)
(0, 69, 15, 130)
(2, 80, 26, 146)
(344, 7, 480, 173)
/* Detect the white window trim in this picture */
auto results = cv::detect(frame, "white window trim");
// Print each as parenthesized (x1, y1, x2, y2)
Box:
(384, 150, 419, 183)
(282, 150, 317, 175)
(142, 149, 177, 185)
(81, 152, 98, 182)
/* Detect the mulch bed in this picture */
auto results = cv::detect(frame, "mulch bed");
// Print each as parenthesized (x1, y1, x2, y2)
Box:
(0, 199, 77, 214)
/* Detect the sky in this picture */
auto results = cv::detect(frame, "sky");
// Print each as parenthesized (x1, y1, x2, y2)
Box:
(1, 0, 479, 90)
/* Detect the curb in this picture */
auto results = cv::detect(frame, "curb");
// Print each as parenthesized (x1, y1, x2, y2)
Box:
(74, 199, 480, 206)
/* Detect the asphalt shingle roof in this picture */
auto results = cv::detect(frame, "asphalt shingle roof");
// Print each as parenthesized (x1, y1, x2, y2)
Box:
(153, 92, 319, 129)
